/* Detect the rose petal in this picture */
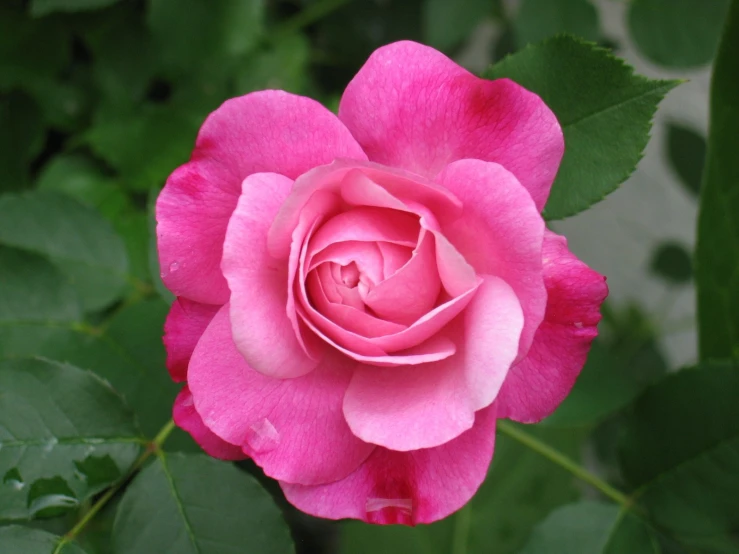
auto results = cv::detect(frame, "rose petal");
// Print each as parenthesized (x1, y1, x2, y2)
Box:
(343, 276, 520, 450)
(157, 91, 367, 304)
(368, 280, 480, 352)
(364, 230, 441, 325)
(268, 159, 461, 259)
(173, 386, 245, 461)
(188, 305, 375, 485)
(377, 242, 412, 279)
(308, 207, 420, 254)
(308, 267, 406, 338)
(281, 404, 497, 525)
(308, 241, 385, 286)
(497, 230, 608, 422)
(432, 231, 479, 297)
(438, 159, 546, 361)
(339, 41, 563, 211)
(222, 172, 319, 379)
(163, 298, 220, 382)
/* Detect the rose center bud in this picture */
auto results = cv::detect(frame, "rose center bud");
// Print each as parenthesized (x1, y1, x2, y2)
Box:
(280, 163, 484, 366)
(339, 262, 360, 288)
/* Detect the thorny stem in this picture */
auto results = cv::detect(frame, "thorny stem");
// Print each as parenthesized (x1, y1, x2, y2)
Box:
(53, 419, 177, 552)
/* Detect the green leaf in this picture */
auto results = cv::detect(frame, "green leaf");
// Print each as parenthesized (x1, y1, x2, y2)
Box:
(0, 190, 129, 311)
(0, 246, 81, 323)
(0, 358, 142, 521)
(0, 92, 45, 191)
(84, 104, 200, 191)
(36, 155, 152, 284)
(544, 338, 666, 427)
(35, 155, 128, 221)
(695, 0, 739, 362)
(341, 426, 582, 554)
(665, 122, 706, 197)
(423, 0, 492, 51)
(234, 34, 311, 96)
(619, 363, 739, 545)
(517, 502, 658, 554)
(81, 3, 158, 106)
(649, 242, 693, 285)
(0, 6, 70, 92)
(486, 36, 679, 220)
(628, 0, 730, 68)
(112, 453, 294, 554)
(30, 0, 121, 17)
(146, 0, 264, 77)
(514, 0, 600, 48)
(0, 525, 87, 553)
(0, 298, 189, 448)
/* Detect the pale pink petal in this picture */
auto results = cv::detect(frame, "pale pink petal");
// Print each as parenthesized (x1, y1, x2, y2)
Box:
(343, 359, 475, 451)
(308, 207, 419, 254)
(497, 231, 608, 422)
(163, 298, 220, 382)
(308, 241, 385, 285)
(281, 404, 497, 525)
(297, 304, 456, 366)
(339, 41, 563, 211)
(268, 160, 461, 259)
(439, 159, 546, 361)
(187, 305, 375, 485)
(377, 242, 412, 279)
(173, 386, 245, 461)
(344, 276, 520, 450)
(307, 268, 406, 338)
(364, 231, 441, 325)
(432, 231, 479, 297)
(299, 229, 455, 364)
(156, 91, 367, 304)
(461, 275, 524, 410)
(367, 277, 481, 352)
(286, 192, 342, 361)
(222, 172, 319, 379)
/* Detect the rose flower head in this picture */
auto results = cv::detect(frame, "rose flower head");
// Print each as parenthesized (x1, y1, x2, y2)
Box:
(157, 41, 608, 525)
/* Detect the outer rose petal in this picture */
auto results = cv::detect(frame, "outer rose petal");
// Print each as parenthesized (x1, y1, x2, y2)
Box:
(438, 159, 546, 361)
(222, 172, 318, 379)
(173, 386, 245, 461)
(187, 306, 375, 485)
(339, 41, 563, 211)
(281, 403, 497, 525)
(497, 231, 608, 422)
(343, 276, 522, 451)
(157, 91, 367, 304)
(163, 298, 220, 382)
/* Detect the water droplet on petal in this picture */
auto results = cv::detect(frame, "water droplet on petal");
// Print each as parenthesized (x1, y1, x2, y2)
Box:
(574, 321, 584, 329)
(246, 418, 280, 453)
(169, 261, 180, 273)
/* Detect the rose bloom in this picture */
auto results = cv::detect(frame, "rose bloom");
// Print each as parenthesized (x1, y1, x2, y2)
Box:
(157, 41, 607, 525)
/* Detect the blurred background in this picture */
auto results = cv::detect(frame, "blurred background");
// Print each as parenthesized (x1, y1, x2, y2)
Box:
(0, 0, 729, 552)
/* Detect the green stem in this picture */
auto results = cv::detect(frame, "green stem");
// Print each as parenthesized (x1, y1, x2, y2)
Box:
(497, 420, 631, 508)
(53, 418, 177, 553)
(451, 502, 472, 554)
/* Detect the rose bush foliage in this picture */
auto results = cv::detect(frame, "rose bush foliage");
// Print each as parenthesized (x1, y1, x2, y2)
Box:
(157, 41, 608, 525)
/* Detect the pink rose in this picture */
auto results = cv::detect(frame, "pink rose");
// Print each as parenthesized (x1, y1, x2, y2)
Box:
(158, 41, 607, 525)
